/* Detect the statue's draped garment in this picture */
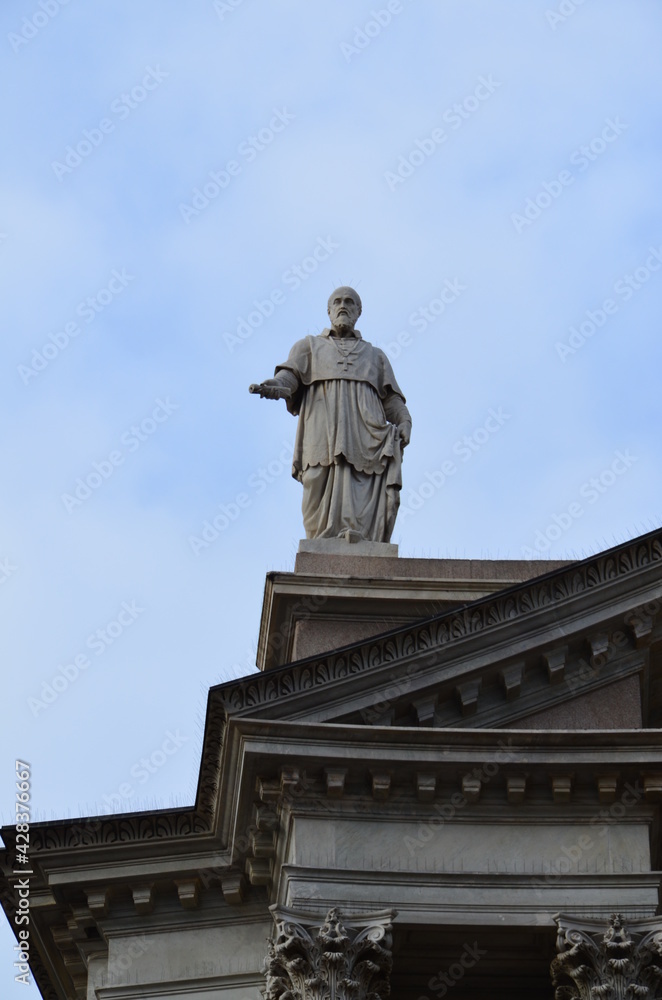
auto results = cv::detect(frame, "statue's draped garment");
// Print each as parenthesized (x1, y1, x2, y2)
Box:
(273, 329, 411, 542)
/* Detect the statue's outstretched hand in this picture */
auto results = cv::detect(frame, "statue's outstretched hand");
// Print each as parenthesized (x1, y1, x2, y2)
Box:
(248, 379, 291, 400)
(398, 423, 411, 449)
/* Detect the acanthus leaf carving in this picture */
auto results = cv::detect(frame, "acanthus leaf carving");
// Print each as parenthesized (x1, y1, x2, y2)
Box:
(551, 913, 662, 1000)
(301, 668, 314, 690)
(383, 640, 398, 662)
(264, 906, 395, 1000)
(368, 645, 382, 668)
(349, 651, 366, 673)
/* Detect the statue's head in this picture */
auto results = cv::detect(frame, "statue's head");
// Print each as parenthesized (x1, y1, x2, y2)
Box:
(327, 287, 362, 333)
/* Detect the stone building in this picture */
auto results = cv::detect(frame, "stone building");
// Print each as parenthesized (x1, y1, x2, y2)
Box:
(3, 529, 662, 998)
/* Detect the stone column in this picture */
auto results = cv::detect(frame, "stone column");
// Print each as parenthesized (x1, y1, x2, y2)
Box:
(264, 906, 395, 1000)
(551, 912, 662, 999)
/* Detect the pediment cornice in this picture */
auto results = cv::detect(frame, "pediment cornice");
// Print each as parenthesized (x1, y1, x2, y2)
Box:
(215, 530, 662, 722)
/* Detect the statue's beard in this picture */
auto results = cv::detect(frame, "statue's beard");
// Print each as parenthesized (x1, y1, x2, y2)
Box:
(332, 313, 355, 335)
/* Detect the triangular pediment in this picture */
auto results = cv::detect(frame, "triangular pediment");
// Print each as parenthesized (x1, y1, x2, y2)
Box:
(214, 530, 662, 731)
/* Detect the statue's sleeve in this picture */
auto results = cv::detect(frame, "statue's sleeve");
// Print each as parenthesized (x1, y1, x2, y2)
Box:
(273, 337, 313, 415)
(268, 369, 299, 392)
(383, 392, 412, 430)
(377, 349, 411, 430)
(379, 350, 407, 402)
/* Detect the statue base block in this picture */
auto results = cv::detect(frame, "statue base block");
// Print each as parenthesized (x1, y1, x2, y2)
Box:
(257, 554, 571, 671)
(297, 538, 398, 558)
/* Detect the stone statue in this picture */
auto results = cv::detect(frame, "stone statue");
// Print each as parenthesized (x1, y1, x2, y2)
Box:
(250, 287, 411, 543)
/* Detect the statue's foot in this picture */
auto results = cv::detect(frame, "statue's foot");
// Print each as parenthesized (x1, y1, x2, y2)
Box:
(337, 529, 363, 544)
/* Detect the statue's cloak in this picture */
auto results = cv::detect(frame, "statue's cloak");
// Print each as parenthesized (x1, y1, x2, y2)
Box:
(275, 330, 406, 417)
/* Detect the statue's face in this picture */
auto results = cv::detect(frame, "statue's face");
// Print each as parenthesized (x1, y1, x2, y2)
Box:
(328, 289, 361, 333)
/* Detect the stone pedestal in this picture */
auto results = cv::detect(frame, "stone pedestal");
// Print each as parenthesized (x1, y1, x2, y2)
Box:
(257, 554, 571, 670)
(298, 538, 398, 557)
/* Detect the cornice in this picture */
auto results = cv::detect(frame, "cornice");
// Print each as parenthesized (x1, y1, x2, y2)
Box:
(3, 721, 662, 998)
(1, 704, 227, 856)
(215, 530, 662, 717)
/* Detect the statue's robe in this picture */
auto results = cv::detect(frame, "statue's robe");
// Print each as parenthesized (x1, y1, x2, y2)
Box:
(273, 329, 411, 542)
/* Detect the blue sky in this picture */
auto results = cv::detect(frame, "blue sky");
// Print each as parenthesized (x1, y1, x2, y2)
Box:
(2, 1, 662, 994)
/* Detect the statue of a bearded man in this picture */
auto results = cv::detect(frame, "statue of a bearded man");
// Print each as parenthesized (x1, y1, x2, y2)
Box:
(250, 287, 411, 543)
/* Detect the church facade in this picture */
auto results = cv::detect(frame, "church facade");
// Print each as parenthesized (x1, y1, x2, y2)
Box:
(3, 529, 662, 998)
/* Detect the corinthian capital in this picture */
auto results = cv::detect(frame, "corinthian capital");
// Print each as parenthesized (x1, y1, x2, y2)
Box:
(264, 905, 396, 1000)
(551, 912, 662, 999)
